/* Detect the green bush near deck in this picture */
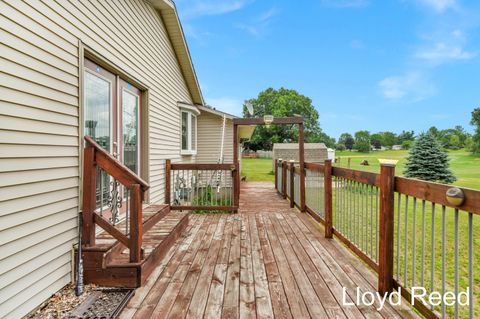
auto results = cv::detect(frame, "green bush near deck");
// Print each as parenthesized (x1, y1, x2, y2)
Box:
(192, 185, 232, 214)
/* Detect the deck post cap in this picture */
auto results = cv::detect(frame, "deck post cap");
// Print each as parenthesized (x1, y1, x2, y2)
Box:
(378, 159, 398, 167)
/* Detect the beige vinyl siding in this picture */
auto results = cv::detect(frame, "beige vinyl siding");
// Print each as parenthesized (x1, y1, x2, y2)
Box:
(196, 112, 234, 164)
(0, 0, 193, 317)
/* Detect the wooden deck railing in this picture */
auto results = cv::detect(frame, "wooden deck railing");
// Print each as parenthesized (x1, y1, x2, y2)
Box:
(275, 159, 479, 319)
(165, 160, 239, 212)
(82, 136, 149, 263)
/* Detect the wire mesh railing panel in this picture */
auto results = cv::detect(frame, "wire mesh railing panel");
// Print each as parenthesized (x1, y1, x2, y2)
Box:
(393, 194, 478, 319)
(171, 168, 234, 210)
(305, 168, 324, 219)
(333, 177, 380, 264)
(293, 170, 300, 207)
(286, 168, 291, 199)
(278, 165, 283, 193)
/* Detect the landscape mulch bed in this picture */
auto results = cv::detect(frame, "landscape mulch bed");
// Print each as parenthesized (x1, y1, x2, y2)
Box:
(27, 284, 134, 319)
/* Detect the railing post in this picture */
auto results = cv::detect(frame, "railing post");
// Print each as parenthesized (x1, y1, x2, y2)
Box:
(289, 161, 295, 208)
(274, 159, 278, 191)
(277, 159, 283, 194)
(282, 161, 287, 199)
(234, 162, 240, 213)
(130, 184, 143, 263)
(324, 159, 333, 238)
(378, 162, 396, 294)
(299, 123, 306, 212)
(82, 144, 96, 246)
(165, 159, 171, 205)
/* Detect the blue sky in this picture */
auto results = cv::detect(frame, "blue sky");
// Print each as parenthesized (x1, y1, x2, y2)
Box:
(175, 0, 480, 139)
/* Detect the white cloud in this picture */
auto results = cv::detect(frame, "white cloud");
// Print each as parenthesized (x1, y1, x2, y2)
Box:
(379, 72, 437, 102)
(416, 0, 456, 13)
(415, 42, 476, 65)
(206, 97, 244, 116)
(320, 0, 369, 8)
(236, 7, 279, 37)
(182, 24, 214, 46)
(258, 7, 279, 23)
(236, 23, 260, 36)
(177, 0, 253, 18)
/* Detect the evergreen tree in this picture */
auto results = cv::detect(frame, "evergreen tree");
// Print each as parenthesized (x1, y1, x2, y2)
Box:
(403, 133, 456, 183)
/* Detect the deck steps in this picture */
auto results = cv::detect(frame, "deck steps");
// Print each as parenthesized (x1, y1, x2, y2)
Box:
(81, 205, 189, 288)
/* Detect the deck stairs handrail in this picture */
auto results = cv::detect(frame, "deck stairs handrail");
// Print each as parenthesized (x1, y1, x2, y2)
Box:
(82, 136, 149, 263)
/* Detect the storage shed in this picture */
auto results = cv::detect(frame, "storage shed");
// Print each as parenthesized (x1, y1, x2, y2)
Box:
(272, 143, 328, 169)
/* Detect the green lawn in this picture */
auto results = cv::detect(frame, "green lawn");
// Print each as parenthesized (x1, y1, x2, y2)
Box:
(241, 157, 275, 182)
(335, 149, 480, 189)
(242, 149, 480, 189)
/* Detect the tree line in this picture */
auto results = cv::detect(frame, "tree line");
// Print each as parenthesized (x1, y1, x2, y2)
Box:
(242, 87, 480, 155)
(336, 124, 473, 153)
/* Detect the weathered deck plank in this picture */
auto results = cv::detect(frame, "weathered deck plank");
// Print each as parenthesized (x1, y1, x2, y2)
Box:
(121, 182, 421, 319)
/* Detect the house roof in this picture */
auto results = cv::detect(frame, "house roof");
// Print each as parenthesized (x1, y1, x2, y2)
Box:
(183, 104, 254, 140)
(148, 0, 204, 105)
(197, 105, 237, 119)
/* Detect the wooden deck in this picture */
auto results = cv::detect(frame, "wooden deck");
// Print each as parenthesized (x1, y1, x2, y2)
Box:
(120, 182, 420, 319)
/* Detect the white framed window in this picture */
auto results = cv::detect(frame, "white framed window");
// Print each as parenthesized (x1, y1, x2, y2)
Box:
(180, 109, 197, 155)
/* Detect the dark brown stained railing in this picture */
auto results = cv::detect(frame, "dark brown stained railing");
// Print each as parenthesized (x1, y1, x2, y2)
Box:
(165, 160, 239, 212)
(275, 159, 480, 319)
(82, 136, 149, 263)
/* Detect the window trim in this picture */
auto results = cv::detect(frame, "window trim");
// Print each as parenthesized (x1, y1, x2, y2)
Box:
(180, 109, 198, 156)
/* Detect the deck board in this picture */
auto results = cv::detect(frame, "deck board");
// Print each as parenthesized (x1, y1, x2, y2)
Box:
(120, 182, 421, 319)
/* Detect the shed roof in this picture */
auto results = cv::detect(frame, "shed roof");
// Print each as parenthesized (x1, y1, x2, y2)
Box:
(273, 143, 327, 150)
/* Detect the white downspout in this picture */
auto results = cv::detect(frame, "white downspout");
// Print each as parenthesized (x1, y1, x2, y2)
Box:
(219, 114, 226, 163)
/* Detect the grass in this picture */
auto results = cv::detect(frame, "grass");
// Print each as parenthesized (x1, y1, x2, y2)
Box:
(242, 149, 480, 189)
(241, 157, 275, 182)
(242, 150, 480, 317)
(335, 149, 480, 189)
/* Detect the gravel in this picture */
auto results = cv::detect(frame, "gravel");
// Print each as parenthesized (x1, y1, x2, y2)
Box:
(67, 289, 131, 319)
(27, 284, 96, 319)
(26, 284, 133, 319)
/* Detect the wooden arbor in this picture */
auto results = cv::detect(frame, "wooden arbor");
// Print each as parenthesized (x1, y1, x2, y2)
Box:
(233, 117, 306, 211)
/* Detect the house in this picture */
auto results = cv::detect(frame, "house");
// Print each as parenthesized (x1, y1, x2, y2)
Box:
(392, 144, 403, 150)
(0, 1, 250, 318)
(195, 105, 235, 164)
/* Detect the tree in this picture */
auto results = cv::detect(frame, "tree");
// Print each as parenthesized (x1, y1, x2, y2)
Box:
(404, 133, 456, 183)
(354, 130, 371, 153)
(397, 130, 415, 144)
(428, 126, 440, 138)
(471, 108, 480, 154)
(380, 131, 396, 148)
(372, 139, 382, 150)
(402, 140, 413, 150)
(345, 137, 355, 150)
(454, 125, 468, 146)
(339, 133, 354, 150)
(242, 88, 334, 150)
(370, 133, 384, 148)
